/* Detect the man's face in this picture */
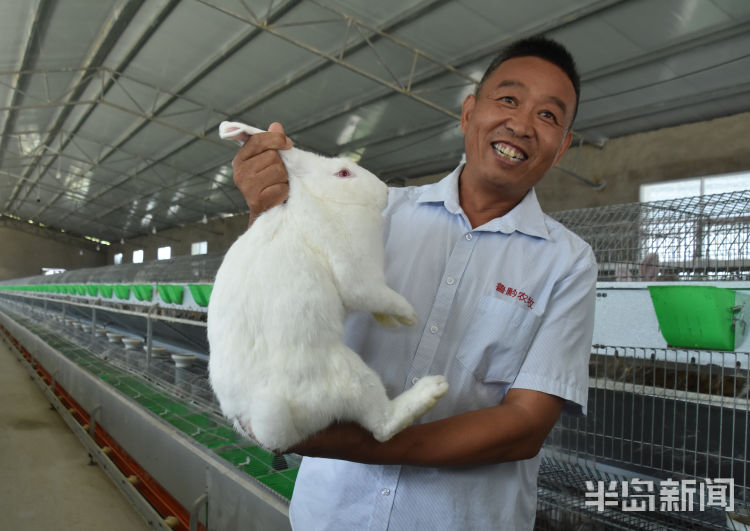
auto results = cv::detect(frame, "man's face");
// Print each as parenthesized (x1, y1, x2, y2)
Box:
(460, 55, 576, 202)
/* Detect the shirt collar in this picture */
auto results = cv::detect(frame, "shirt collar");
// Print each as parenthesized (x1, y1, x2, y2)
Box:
(416, 163, 550, 240)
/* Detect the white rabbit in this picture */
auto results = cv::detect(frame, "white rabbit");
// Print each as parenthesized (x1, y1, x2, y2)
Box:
(207, 121, 449, 451)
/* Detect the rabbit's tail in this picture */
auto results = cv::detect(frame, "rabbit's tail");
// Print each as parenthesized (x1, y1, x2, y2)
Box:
(248, 394, 302, 452)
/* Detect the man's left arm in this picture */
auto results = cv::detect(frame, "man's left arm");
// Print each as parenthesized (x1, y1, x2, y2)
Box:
(292, 245, 597, 466)
(290, 388, 563, 466)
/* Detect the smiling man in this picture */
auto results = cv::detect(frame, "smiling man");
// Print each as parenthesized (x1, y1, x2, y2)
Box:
(229, 36, 596, 530)
(459, 46, 577, 228)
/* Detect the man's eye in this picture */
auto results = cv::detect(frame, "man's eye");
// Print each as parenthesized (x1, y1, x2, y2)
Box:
(498, 96, 515, 104)
(540, 111, 558, 123)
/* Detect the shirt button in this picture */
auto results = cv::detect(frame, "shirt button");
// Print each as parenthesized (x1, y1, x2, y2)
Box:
(430, 325, 438, 334)
(465, 233, 473, 240)
(446, 277, 455, 285)
(381, 488, 390, 496)
(412, 376, 420, 384)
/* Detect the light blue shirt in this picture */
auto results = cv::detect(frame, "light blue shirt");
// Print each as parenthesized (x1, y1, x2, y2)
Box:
(289, 164, 597, 531)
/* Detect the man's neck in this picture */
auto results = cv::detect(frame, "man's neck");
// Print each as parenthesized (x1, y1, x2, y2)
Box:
(457, 172, 523, 229)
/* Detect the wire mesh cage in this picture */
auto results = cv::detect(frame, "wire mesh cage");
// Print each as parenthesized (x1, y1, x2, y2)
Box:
(0, 252, 225, 287)
(0, 296, 301, 501)
(538, 345, 750, 530)
(551, 190, 750, 282)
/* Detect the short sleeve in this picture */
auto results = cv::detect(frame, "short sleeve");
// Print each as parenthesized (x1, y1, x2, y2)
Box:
(511, 247, 597, 416)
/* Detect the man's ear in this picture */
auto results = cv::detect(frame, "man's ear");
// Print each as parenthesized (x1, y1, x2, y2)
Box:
(552, 129, 574, 167)
(460, 93, 476, 134)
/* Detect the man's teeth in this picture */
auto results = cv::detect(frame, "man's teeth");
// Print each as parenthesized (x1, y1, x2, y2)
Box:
(493, 143, 527, 162)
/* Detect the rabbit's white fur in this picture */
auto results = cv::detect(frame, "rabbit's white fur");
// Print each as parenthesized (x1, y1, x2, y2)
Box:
(207, 121, 448, 451)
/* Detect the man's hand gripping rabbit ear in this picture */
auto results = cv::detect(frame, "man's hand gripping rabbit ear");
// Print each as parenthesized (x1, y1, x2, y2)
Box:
(231, 122, 293, 224)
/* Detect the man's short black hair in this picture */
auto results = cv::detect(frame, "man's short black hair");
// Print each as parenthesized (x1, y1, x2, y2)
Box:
(476, 36, 581, 126)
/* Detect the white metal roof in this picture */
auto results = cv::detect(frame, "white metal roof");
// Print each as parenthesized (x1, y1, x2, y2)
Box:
(2, 0, 749, 242)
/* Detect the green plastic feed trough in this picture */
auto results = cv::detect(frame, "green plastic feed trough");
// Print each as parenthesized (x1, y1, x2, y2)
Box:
(114, 285, 131, 300)
(188, 284, 213, 307)
(99, 285, 114, 298)
(648, 285, 736, 351)
(132, 284, 153, 301)
(157, 285, 184, 304)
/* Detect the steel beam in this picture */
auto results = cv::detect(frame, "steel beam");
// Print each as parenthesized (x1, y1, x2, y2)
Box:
(5, 0, 146, 213)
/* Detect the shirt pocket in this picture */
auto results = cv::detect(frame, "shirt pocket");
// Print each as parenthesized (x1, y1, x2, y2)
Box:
(457, 295, 541, 384)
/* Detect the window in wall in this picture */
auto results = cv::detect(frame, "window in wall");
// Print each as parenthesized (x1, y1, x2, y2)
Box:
(191, 241, 208, 255)
(639, 171, 750, 202)
(114, 253, 123, 265)
(158, 246, 172, 260)
(133, 249, 144, 264)
(42, 267, 66, 275)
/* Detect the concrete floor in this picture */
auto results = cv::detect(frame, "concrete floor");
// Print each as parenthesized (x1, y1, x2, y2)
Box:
(0, 338, 150, 530)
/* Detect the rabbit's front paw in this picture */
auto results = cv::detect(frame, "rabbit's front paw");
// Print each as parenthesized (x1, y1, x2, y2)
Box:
(395, 309, 418, 326)
(373, 312, 400, 327)
(373, 309, 417, 327)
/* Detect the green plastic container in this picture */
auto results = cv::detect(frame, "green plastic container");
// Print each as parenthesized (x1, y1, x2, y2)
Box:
(75, 285, 86, 295)
(188, 284, 213, 307)
(648, 285, 736, 350)
(114, 285, 131, 300)
(86, 285, 99, 296)
(132, 284, 153, 301)
(157, 284, 184, 304)
(99, 285, 113, 298)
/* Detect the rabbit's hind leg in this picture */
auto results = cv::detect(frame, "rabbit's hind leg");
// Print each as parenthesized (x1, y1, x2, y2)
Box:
(372, 375, 449, 442)
(315, 345, 406, 443)
(246, 394, 304, 452)
(340, 364, 449, 442)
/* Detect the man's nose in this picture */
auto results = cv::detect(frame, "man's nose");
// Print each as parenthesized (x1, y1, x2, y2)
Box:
(505, 108, 533, 138)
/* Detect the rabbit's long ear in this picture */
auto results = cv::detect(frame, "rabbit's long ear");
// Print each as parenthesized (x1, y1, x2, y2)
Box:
(219, 121, 266, 146)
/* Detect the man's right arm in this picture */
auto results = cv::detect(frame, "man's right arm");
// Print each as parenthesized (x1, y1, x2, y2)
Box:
(231, 122, 292, 225)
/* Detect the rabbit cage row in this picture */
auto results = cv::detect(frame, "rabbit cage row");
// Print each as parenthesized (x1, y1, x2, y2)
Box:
(0, 252, 299, 529)
(1, 190, 748, 530)
(537, 190, 750, 530)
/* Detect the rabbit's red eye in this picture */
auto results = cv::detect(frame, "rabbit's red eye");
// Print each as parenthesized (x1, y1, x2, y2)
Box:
(335, 168, 352, 178)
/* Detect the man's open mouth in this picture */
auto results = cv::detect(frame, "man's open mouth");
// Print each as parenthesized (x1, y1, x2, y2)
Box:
(492, 142, 527, 162)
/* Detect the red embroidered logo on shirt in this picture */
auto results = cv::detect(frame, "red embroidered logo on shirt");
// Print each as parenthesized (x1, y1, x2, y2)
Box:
(496, 282, 535, 309)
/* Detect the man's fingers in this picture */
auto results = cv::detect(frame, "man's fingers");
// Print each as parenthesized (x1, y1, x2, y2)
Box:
(235, 127, 292, 159)
(234, 158, 289, 215)
(233, 149, 281, 177)
(229, 122, 291, 220)
(268, 121, 284, 134)
(257, 182, 290, 209)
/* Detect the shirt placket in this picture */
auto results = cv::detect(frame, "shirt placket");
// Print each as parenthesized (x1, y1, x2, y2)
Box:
(368, 465, 401, 531)
(403, 231, 477, 390)
(368, 232, 476, 531)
